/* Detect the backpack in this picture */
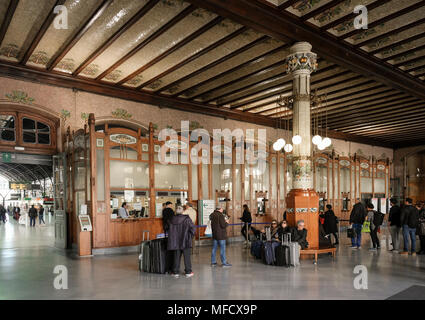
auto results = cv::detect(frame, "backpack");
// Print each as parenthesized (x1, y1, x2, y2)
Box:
(373, 211, 384, 227)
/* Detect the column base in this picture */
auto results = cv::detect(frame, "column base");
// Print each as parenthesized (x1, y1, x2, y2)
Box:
(286, 189, 319, 249)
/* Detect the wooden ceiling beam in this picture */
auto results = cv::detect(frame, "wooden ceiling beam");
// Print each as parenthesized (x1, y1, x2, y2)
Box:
(73, 0, 159, 76)
(339, 1, 425, 40)
(325, 98, 420, 123)
(95, 5, 196, 81)
(320, 0, 391, 31)
(384, 44, 425, 62)
(0, 0, 19, 46)
(278, 0, 299, 11)
(355, 17, 425, 48)
(158, 35, 273, 96)
(134, 22, 246, 89)
(186, 0, 425, 101)
(330, 104, 425, 129)
(369, 33, 425, 55)
(225, 66, 348, 108)
(21, 0, 67, 65)
(394, 55, 425, 67)
(301, 0, 347, 21)
(174, 43, 289, 99)
(47, 0, 114, 71)
(0, 61, 395, 148)
(200, 60, 289, 102)
(350, 121, 425, 135)
(118, 16, 226, 86)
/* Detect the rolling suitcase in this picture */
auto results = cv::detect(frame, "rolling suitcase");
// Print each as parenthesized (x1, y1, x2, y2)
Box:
(285, 233, 300, 267)
(150, 238, 168, 274)
(250, 233, 264, 259)
(138, 231, 151, 272)
(275, 233, 290, 267)
(261, 241, 279, 265)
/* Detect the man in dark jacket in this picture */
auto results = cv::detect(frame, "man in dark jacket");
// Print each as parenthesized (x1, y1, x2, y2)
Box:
(292, 220, 308, 249)
(28, 205, 37, 227)
(400, 198, 419, 255)
(0, 205, 6, 224)
(349, 199, 367, 249)
(240, 204, 252, 241)
(388, 198, 402, 252)
(210, 207, 231, 267)
(162, 201, 174, 233)
(367, 203, 383, 251)
(167, 206, 196, 278)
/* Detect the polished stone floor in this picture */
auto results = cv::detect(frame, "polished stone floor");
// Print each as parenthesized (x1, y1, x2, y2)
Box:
(0, 216, 424, 300)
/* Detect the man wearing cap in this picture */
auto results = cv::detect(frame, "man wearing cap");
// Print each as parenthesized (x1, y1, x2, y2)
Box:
(210, 207, 231, 267)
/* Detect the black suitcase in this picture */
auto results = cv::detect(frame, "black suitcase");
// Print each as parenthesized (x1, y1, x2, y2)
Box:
(150, 238, 168, 274)
(275, 234, 290, 267)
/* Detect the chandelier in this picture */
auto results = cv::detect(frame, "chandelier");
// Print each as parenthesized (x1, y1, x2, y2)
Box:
(273, 90, 331, 152)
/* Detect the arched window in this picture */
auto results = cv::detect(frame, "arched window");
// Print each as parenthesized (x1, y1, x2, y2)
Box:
(22, 117, 51, 145)
(0, 115, 15, 142)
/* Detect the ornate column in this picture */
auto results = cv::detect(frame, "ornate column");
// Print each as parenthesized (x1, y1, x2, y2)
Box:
(285, 42, 320, 249)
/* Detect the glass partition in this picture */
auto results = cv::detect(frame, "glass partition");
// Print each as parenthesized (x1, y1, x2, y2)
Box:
(110, 161, 149, 189)
(110, 190, 150, 218)
(155, 164, 188, 190)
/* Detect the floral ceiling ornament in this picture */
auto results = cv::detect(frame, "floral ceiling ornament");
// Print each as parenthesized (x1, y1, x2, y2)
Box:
(80, 64, 99, 76)
(5, 90, 35, 104)
(0, 43, 19, 59)
(81, 112, 89, 124)
(28, 51, 49, 65)
(126, 74, 143, 86)
(60, 109, 71, 126)
(104, 70, 122, 81)
(284, 52, 318, 74)
(111, 108, 132, 120)
(292, 0, 322, 13)
(56, 58, 75, 73)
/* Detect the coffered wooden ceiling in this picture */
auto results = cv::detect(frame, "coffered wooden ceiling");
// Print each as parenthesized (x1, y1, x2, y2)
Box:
(0, 0, 424, 148)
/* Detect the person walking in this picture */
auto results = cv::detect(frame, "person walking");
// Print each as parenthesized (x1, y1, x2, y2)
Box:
(367, 203, 383, 251)
(388, 198, 402, 252)
(0, 205, 6, 224)
(13, 206, 21, 221)
(323, 204, 339, 245)
(38, 205, 45, 225)
(349, 198, 367, 249)
(240, 204, 252, 241)
(210, 207, 231, 267)
(167, 206, 196, 278)
(417, 202, 425, 255)
(28, 205, 37, 227)
(400, 198, 419, 256)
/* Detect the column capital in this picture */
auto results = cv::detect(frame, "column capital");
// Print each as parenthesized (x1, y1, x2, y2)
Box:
(285, 42, 318, 75)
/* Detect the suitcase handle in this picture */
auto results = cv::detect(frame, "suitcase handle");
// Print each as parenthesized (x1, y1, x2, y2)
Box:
(142, 230, 150, 241)
(282, 232, 291, 245)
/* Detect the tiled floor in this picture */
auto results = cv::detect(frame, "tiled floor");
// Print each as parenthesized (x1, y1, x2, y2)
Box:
(1, 216, 424, 300)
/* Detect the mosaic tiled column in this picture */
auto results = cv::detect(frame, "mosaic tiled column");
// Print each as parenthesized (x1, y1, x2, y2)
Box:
(285, 42, 320, 249)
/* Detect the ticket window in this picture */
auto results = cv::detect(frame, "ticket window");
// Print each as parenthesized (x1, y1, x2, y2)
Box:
(255, 191, 268, 216)
(110, 190, 150, 218)
(215, 190, 230, 216)
(342, 192, 350, 212)
(155, 191, 188, 217)
(318, 192, 327, 213)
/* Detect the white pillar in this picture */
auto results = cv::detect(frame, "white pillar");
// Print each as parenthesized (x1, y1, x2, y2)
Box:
(285, 42, 317, 190)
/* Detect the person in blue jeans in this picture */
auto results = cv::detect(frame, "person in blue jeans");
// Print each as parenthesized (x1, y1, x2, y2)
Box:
(349, 199, 367, 249)
(400, 198, 419, 256)
(210, 207, 231, 267)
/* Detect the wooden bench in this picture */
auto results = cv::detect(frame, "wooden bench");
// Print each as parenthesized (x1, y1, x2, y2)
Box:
(300, 247, 336, 264)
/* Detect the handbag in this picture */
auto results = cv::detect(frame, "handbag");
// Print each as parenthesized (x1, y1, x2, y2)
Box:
(361, 221, 371, 233)
(205, 220, 212, 236)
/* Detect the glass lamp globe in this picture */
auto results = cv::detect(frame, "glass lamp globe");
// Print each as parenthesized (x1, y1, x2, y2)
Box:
(317, 141, 327, 150)
(277, 138, 286, 148)
(322, 137, 332, 147)
(273, 141, 282, 151)
(284, 143, 293, 153)
(292, 135, 302, 145)
(312, 135, 322, 145)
